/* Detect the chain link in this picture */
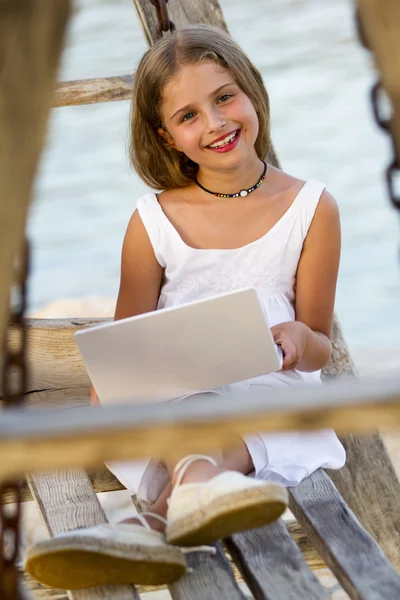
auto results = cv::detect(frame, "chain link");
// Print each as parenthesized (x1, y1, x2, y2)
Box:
(0, 240, 30, 600)
(355, 7, 400, 211)
(148, 0, 176, 39)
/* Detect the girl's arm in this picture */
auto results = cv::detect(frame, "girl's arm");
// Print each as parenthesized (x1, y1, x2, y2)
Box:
(271, 190, 341, 372)
(90, 210, 163, 405)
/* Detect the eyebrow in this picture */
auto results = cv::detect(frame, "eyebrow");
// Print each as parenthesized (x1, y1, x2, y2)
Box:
(170, 82, 236, 121)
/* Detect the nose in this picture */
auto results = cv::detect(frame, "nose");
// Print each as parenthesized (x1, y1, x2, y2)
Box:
(205, 106, 226, 133)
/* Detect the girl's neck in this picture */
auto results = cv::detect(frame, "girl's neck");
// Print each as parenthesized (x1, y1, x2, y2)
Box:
(196, 155, 265, 197)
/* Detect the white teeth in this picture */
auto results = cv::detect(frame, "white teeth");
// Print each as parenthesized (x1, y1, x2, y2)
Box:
(209, 130, 238, 148)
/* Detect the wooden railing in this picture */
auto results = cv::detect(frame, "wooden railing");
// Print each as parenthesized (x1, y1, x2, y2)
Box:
(0, 376, 399, 482)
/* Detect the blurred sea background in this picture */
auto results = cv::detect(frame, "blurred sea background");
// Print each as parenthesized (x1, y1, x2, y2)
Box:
(28, 0, 400, 375)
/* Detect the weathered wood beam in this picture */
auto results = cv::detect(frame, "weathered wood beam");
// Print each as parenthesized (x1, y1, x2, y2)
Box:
(327, 433, 400, 573)
(0, 0, 71, 346)
(357, 0, 400, 159)
(0, 378, 399, 482)
(3, 467, 124, 504)
(289, 469, 400, 590)
(53, 75, 133, 107)
(11, 319, 96, 394)
(226, 520, 330, 599)
(131, 0, 228, 45)
(48, 0, 230, 108)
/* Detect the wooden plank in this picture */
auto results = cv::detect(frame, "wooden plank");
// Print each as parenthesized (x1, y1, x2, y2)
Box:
(54, 75, 133, 107)
(0, 0, 71, 345)
(131, 0, 228, 45)
(4, 316, 354, 399)
(7, 319, 98, 395)
(328, 433, 400, 571)
(4, 467, 125, 503)
(5, 465, 126, 503)
(289, 469, 400, 599)
(322, 317, 357, 381)
(169, 544, 246, 600)
(1, 377, 400, 481)
(226, 521, 329, 600)
(357, 0, 400, 158)
(27, 469, 139, 600)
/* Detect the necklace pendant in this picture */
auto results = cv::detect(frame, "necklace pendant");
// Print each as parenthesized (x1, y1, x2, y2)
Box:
(240, 189, 248, 197)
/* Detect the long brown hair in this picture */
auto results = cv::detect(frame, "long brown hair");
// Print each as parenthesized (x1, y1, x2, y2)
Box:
(130, 24, 271, 190)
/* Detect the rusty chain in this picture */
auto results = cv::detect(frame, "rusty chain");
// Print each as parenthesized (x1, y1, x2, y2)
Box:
(0, 240, 30, 600)
(355, 8, 400, 212)
(148, 0, 176, 39)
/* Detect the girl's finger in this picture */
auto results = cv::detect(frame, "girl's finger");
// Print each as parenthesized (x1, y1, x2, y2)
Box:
(281, 344, 294, 370)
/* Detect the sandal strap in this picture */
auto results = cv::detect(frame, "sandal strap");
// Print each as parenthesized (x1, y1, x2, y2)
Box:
(136, 511, 168, 530)
(173, 454, 218, 489)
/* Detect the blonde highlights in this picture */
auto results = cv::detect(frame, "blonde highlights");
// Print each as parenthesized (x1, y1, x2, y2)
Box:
(130, 24, 271, 190)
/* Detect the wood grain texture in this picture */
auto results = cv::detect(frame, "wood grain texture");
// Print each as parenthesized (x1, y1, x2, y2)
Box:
(4, 467, 124, 504)
(289, 469, 400, 599)
(169, 544, 246, 600)
(328, 434, 400, 571)
(0, 0, 70, 345)
(357, 0, 400, 158)
(5, 319, 98, 395)
(131, 0, 228, 45)
(2, 378, 400, 481)
(27, 469, 139, 600)
(226, 521, 329, 600)
(54, 75, 133, 107)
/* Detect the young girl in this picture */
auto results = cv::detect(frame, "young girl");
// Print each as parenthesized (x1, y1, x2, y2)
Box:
(25, 24, 345, 590)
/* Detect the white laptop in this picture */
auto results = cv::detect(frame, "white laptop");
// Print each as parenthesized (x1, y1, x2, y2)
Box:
(75, 287, 283, 405)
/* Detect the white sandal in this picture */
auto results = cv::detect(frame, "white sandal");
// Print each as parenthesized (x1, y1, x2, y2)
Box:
(166, 454, 288, 546)
(24, 511, 186, 590)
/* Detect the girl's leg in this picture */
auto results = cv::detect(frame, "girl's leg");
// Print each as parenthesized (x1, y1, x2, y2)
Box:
(221, 438, 255, 474)
(165, 438, 254, 485)
(120, 481, 172, 532)
(119, 441, 253, 533)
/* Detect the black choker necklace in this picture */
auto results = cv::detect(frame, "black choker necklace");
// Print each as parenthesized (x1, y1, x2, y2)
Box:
(194, 161, 267, 198)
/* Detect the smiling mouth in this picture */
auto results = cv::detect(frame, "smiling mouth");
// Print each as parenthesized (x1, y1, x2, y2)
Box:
(207, 129, 240, 149)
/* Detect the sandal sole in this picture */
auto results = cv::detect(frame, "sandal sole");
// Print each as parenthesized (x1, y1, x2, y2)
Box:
(167, 484, 288, 546)
(25, 537, 186, 589)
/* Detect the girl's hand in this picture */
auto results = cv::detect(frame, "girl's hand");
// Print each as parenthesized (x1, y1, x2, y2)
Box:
(270, 321, 309, 371)
(90, 385, 101, 406)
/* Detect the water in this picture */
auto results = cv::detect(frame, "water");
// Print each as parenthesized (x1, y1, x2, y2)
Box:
(28, 0, 400, 359)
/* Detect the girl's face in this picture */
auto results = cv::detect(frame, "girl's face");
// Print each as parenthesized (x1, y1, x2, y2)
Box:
(159, 61, 259, 172)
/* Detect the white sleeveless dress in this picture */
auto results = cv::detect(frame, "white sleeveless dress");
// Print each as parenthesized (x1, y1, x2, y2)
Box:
(108, 179, 346, 503)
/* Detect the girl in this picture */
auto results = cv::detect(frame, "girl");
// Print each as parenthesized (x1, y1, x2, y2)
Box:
(25, 24, 345, 590)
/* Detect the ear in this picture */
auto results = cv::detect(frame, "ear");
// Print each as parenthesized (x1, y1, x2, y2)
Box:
(157, 127, 182, 152)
